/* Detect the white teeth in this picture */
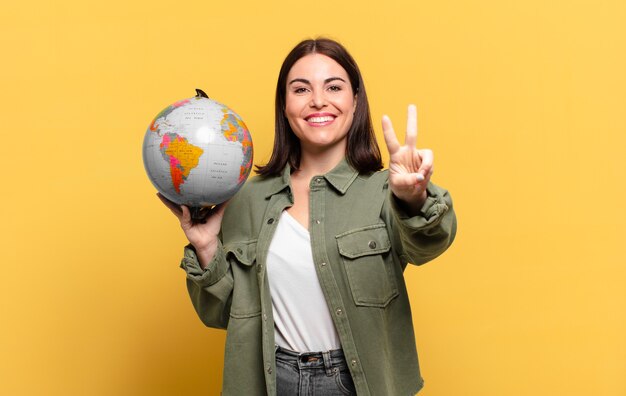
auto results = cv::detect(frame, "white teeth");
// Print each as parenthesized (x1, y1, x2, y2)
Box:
(307, 116, 334, 123)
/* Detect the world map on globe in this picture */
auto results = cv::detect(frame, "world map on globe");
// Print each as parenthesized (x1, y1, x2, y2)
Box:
(143, 94, 253, 207)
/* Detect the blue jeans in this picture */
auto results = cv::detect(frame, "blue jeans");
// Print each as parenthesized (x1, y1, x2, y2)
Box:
(275, 345, 357, 395)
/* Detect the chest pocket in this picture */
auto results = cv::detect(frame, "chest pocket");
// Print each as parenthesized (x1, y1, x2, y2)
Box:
(225, 241, 261, 318)
(336, 224, 399, 308)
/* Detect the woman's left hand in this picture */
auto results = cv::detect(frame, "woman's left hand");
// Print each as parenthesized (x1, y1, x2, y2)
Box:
(382, 104, 434, 214)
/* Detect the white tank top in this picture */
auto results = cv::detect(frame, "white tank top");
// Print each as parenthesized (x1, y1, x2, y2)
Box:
(266, 210, 341, 352)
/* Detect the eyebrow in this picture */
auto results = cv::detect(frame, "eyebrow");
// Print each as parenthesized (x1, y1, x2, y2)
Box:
(288, 77, 347, 85)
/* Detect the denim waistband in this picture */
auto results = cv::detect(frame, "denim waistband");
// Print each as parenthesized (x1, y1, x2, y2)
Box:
(275, 345, 347, 371)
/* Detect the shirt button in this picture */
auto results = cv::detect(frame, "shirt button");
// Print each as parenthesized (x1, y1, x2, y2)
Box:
(368, 240, 377, 249)
(266, 365, 272, 374)
(336, 308, 343, 316)
(267, 218, 274, 224)
(321, 262, 326, 267)
(263, 313, 267, 321)
(316, 178, 323, 184)
(315, 220, 321, 224)
(257, 264, 263, 273)
(351, 359, 357, 367)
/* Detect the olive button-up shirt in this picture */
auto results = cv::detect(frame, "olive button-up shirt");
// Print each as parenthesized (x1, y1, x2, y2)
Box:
(180, 158, 457, 395)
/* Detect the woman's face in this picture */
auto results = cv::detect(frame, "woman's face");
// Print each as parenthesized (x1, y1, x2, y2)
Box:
(284, 54, 356, 154)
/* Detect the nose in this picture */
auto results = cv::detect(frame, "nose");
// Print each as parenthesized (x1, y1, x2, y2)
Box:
(309, 90, 326, 109)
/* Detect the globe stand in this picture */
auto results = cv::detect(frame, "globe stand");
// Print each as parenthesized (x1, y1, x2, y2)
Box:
(190, 206, 213, 224)
(195, 88, 209, 99)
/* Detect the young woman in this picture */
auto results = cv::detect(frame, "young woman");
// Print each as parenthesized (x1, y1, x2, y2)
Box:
(159, 38, 457, 396)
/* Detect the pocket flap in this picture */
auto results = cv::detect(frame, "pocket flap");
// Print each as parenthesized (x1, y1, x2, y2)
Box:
(336, 224, 391, 259)
(225, 241, 257, 266)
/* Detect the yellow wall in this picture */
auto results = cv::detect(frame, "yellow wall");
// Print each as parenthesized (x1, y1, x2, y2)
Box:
(1, 0, 624, 395)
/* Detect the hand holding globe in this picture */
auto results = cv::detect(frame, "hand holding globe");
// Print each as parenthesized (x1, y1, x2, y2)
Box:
(157, 192, 227, 268)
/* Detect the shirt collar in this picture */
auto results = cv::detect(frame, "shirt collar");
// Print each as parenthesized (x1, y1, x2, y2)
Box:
(264, 157, 360, 198)
(323, 157, 360, 194)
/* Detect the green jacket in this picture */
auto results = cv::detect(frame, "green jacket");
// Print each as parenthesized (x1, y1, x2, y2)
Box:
(180, 158, 457, 395)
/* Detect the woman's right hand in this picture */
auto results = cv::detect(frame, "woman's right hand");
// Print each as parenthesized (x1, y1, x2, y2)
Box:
(157, 193, 228, 269)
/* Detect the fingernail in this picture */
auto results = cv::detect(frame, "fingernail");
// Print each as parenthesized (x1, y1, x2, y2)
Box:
(416, 173, 425, 182)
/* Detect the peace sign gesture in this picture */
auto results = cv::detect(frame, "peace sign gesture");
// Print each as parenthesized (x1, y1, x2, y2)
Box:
(382, 105, 434, 214)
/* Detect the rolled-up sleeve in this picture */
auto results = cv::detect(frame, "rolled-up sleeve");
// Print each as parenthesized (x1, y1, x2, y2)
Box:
(180, 241, 230, 287)
(386, 181, 457, 266)
(179, 242, 234, 329)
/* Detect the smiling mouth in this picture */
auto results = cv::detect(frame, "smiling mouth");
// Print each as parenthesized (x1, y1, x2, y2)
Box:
(305, 115, 336, 125)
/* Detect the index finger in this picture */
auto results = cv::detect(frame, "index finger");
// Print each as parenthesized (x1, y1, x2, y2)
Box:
(382, 115, 401, 154)
(157, 193, 183, 218)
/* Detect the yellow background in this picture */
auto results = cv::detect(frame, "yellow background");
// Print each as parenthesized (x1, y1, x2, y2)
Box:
(1, 0, 624, 395)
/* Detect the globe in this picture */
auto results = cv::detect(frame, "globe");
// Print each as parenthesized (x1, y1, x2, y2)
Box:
(143, 89, 253, 219)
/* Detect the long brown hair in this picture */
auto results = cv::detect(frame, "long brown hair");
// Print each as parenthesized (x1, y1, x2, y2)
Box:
(255, 38, 383, 176)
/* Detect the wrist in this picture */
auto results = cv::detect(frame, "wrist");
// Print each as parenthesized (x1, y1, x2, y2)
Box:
(194, 238, 219, 269)
(393, 189, 428, 217)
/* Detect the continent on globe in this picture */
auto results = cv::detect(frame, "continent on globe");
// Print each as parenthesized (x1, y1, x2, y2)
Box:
(220, 108, 253, 183)
(149, 98, 190, 132)
(159, 133, 204, 194)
